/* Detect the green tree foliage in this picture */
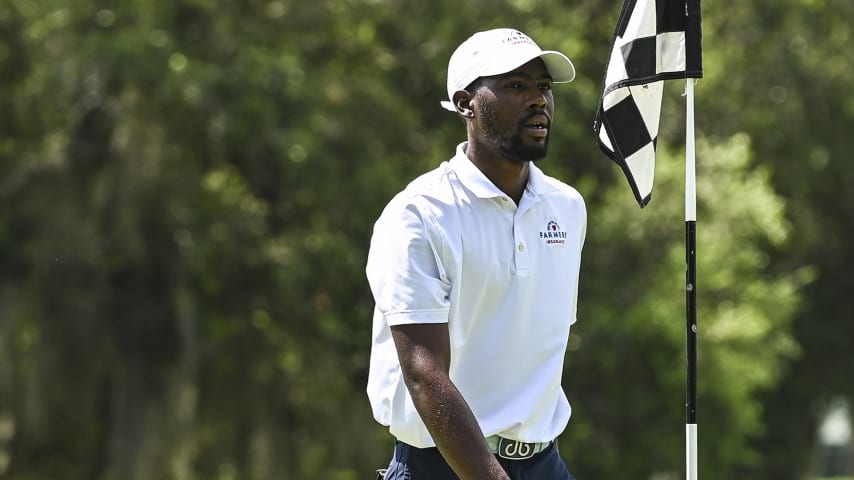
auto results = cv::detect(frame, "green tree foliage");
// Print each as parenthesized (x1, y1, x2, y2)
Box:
(0, 0, 850, 479)
(696, 1, 854, 477)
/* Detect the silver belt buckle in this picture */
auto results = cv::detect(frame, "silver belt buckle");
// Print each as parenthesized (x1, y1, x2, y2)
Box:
(496, 437, 537, 460)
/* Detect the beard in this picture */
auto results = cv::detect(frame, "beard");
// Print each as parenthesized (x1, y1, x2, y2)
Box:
(478, 101, 549, 163)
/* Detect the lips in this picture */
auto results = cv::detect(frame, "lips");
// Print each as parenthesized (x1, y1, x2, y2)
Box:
(524, 115, 550, 138)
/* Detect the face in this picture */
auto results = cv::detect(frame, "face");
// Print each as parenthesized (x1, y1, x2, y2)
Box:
(469, 58, 555, 163)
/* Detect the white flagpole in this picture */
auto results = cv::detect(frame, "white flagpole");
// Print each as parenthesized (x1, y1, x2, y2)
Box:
(685, 78, 698, 480)
(685, 80, 697, 223)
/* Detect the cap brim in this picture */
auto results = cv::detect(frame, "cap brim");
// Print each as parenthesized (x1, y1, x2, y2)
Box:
(540, 51, 576, 83)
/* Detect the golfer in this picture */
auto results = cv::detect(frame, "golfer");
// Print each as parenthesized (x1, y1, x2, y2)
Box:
(366, 28, 586, 480)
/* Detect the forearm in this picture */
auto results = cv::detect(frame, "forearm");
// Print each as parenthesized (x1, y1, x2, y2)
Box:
(406, 368, 509, 480)
(391, 323, 508, 479)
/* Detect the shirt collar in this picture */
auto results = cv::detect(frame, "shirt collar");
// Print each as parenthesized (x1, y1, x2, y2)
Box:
(448, 142, 557, 199)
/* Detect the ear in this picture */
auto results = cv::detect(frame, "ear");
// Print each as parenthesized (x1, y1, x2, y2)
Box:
(452, 90, 475, 118)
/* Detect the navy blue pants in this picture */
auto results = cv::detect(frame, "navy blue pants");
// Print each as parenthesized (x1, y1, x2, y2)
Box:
(382, 440, 575, 480)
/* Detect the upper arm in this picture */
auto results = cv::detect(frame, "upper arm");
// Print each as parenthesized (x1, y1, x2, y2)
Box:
(366, 200, 451, 324)
(368, 197, 453, 383)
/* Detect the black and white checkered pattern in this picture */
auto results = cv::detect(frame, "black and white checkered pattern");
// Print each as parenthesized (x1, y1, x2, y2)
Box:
(594, 0, 702, 207)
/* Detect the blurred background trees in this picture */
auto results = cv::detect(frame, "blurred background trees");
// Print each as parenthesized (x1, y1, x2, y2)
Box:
(0, 0, 851, 479)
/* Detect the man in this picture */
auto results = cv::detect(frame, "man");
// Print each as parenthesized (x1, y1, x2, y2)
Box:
(366, 28, 586, 480)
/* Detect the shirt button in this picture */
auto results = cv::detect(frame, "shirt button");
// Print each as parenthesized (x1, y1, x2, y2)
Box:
(518, 243, 525, 251)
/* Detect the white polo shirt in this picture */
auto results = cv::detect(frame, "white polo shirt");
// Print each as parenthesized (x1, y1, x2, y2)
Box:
(366, 142, 586, 448)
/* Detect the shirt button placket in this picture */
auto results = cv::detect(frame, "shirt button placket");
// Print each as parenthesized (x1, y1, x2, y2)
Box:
(505, 196, 530, 274)
(514, 237, 530, 274)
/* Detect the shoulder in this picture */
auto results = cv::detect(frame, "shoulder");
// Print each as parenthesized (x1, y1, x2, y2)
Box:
(544, 176, 584, 200)
(536, 170, 586, 209)
(377, 162, 462, 224)
(369, 165, 462, 248)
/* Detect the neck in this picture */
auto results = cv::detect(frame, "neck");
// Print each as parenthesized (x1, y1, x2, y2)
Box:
(465, 142, 530, 204)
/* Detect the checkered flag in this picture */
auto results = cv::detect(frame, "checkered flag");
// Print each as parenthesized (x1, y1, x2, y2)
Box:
(594, 0, 702, 207)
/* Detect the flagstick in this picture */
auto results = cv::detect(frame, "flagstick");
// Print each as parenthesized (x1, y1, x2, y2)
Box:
(685, 78, 698, 480)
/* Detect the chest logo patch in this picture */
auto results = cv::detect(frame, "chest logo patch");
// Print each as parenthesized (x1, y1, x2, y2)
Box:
(539, 220, 567, 245)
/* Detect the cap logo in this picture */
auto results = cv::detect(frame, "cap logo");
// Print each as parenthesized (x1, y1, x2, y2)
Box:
(501, 31, 537, 47)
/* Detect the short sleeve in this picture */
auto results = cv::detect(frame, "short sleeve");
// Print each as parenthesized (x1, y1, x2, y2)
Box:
(366, 198, 451, 326)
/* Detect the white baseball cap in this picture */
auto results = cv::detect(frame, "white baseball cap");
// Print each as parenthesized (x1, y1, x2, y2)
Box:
(440, 28, 576, 112)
